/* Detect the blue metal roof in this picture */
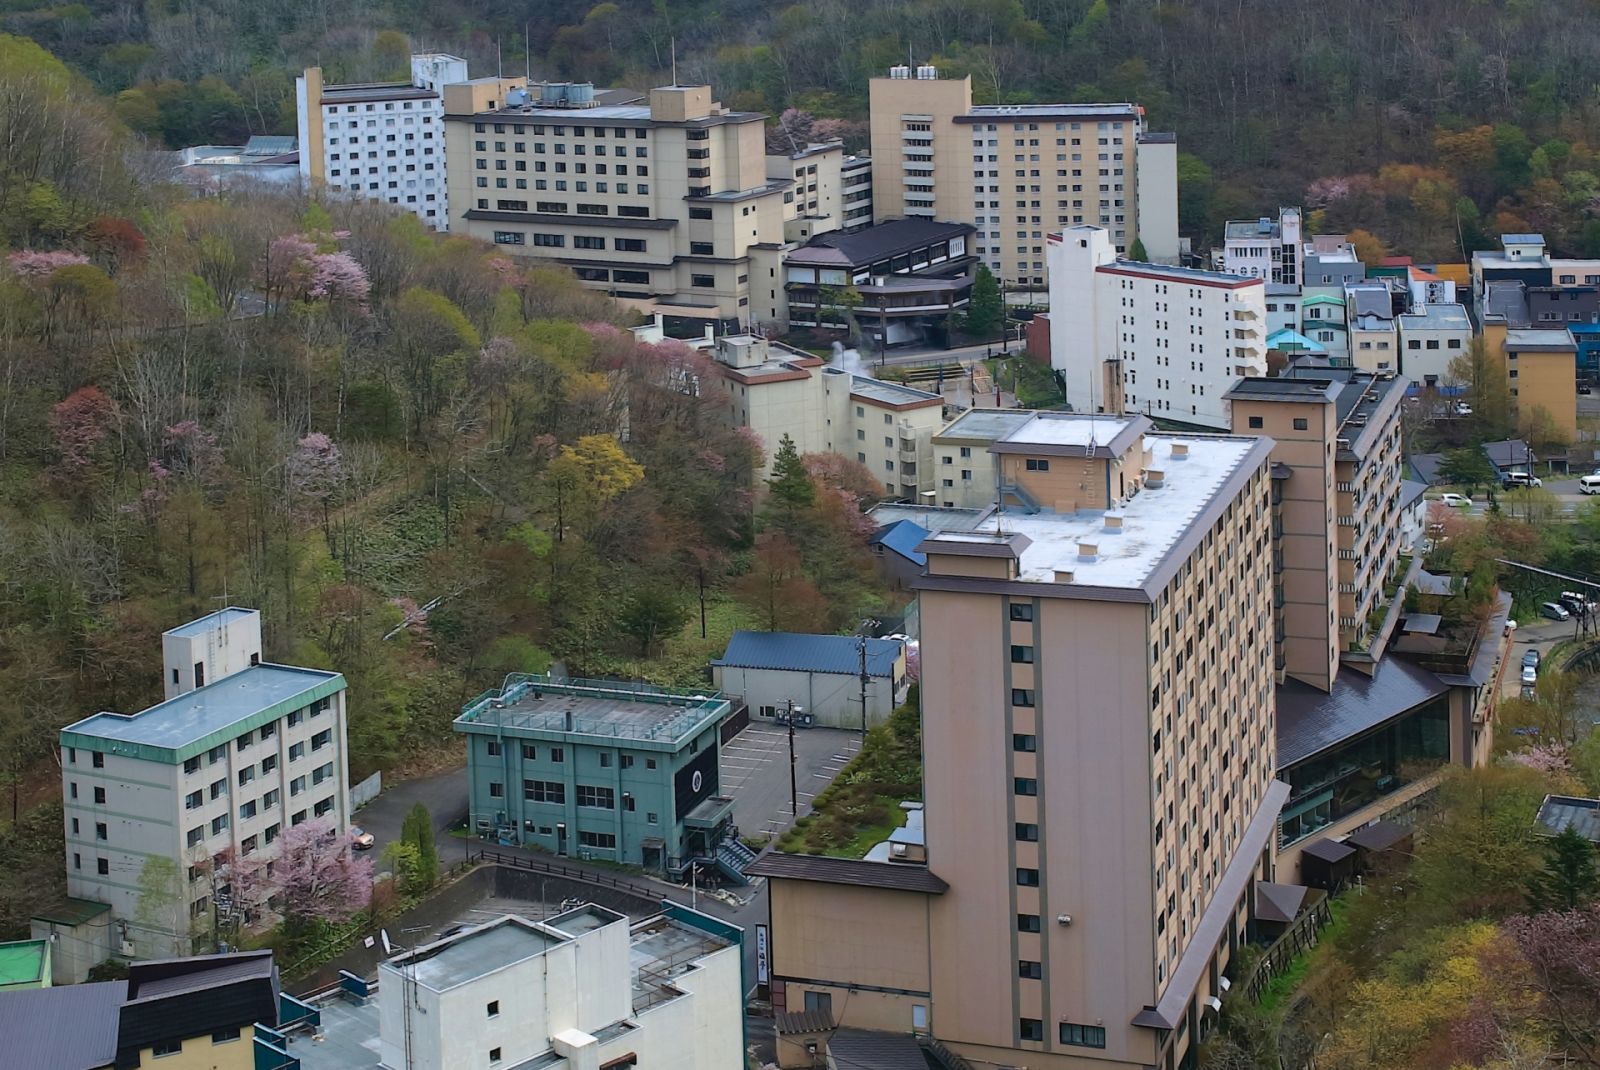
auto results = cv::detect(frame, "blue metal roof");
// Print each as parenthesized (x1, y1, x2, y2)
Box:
(714, 632, 901, 678)
(870, 520, 929, 565)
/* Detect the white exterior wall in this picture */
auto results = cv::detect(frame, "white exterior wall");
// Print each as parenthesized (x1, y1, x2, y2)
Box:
(1265, 292, 1301, 337)
(1133, 138, 1178, 263)
(711, 665, 900, 729)
(727, 373, 831, 482)
(629, 940, 743, 1070)
(320, 93, 447, 229)
(1398, 322, 1471, 384)
(932, 439, 1001, 508)
(162, 610, 262, 699)
(1049, 225, 1267, 429)
(1046, 226, 1117, 413)
(379, 915, 738, 1070)
(63, 685, 351, 960)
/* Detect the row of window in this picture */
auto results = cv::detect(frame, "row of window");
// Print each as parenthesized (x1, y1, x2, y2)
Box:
(491, 232, 646, 252)
(473, 142, 649, 158)
(486, 780, 616, 809)
(472, 122, 649, 137)
(482, 740, 662, 770)
(1016, 1019, 1106, 1047)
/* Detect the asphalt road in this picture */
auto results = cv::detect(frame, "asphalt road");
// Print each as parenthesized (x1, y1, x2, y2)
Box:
(352, 766, 469, 872)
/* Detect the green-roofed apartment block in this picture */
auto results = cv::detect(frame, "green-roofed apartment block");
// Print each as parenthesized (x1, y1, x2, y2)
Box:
(54, 608, 351, 962)
(454, 675, 756, 884)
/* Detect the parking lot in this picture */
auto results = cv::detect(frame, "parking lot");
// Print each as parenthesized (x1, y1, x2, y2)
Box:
(719, 722, 862, 841)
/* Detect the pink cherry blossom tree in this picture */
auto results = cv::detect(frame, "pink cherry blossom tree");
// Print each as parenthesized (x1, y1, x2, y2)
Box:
(288, 432, 344, 548)
(274, 819, 372, 933)
(7, 250, 90, 277)
(48, 385, 116, 476)
(264, 234, 317, 306)
(307, 252, 371, 306)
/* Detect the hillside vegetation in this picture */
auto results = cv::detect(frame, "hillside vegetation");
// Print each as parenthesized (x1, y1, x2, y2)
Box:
(7, 1, 1600, 255)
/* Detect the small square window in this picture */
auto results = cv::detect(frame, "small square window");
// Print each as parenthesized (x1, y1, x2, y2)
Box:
(490, 1048, 503, 1064)
(487, 1000, 500, 1017)
(1248, 416, 1263, 429)
(1293, 418, 1308, 431)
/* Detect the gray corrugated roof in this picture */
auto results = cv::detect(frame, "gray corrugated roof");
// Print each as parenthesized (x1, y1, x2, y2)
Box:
(1537, 795, 1600, 842)
(1301, 838, 1356, 862)
(775, 1009, 835, 1034)
(1484, 281, 1531, 326)
(714, 632, 901, 677)
(1276, 655, 1450, 767)
(127, 950, 275, 1000)
(827, 1029, 938, 1070)
(745, 851, 948, 893)
(0, 980, 125, 1068)
(1401, 613, 1442, 635)
(1400, 479, 1428, 511)
(1483, 439, 1536, 469)
(1409, 453, 1443, 485)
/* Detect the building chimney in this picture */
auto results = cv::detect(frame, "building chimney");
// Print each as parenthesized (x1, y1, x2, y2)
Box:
(1103, 512, 1124, 533)
(1144, 468, 1165, 488)
(1077, 541, 1098, 562)
(1053, 569, 1075, 584)
(1170, 443, 1190, 461)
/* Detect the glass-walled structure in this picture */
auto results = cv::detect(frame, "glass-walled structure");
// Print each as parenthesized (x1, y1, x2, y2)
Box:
(1277, 694, 1450, 846)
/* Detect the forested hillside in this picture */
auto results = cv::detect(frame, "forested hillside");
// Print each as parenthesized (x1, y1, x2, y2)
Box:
(0, 33, 894, 934)
(8, 0, 1600, 256)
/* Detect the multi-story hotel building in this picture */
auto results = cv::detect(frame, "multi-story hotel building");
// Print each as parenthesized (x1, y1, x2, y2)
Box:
(57, 609, 351, 959)
(1220, 208, 1303, 284)
(1048, 225, 1268, 429)
(913, 413, 1282, 1069)
(841, 154, 874, 228)
(1226, 371, 1407, 690)
(444, 81, 792, 334)
(296, 53, 467, 230)
(867, 66, 1179, 287)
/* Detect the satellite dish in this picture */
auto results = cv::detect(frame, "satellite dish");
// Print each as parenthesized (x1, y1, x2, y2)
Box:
(381, 929, 394, 956)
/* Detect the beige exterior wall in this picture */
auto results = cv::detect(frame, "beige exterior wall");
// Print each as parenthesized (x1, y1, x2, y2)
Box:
(767, 879, 933, 1032)
(446, 86, 786, 326)
(1231, 398, 1339, 690)
(918, 445, 1276, 1069)
(1350, 324, 1398, 372)
(1508, 348, 1578, 441)
(869, 72, 1172, 286)
(1336, 413, 1405, 652)
(867, 74, 973, 226)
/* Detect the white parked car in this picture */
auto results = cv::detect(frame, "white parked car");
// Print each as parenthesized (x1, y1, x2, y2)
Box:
(1454, 402, 1473, 415)
(1439, 493, 1471, 508)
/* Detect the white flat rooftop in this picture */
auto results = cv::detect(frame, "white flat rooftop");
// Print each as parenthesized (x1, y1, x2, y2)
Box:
(1001, 412, 1136, 448)
(948, 434, 1262, 589)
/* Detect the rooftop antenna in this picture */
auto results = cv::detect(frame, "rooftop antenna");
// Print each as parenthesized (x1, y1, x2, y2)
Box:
(671, 36, 678, 87)
(525, 22, 531, 81)
(497, 37, 503, 78)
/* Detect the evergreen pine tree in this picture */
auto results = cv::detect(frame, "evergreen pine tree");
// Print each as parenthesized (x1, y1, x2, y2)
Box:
(766, 434, 815, 510)
(1527, 825, 1600, 912)
(964, 266, 1003, 339)
(1128, 237, 1149, 261)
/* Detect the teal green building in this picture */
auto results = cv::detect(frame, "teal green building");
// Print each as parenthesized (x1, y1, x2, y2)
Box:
(455, 676, 753, 881)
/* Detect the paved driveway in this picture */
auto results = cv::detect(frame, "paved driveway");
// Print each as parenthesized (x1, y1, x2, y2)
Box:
(719, 723, 861, 842)
(353, 766, 469, 872)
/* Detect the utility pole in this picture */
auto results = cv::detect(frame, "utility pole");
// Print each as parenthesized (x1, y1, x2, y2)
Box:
(697, 565, 707, 638)
(786, 698, 798, 825)
(858, 633, 870, 743)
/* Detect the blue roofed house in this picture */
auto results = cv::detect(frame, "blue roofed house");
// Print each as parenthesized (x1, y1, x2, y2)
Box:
(868, 519, 929, 589)
(712, 632, 909, 730)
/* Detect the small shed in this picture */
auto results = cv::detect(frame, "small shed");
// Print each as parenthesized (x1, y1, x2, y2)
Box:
(1252, 882, 1310, 941)
(869, 520, 930, 589)
(1346, 819, 1414, 871)
(712, 632, 908, 730)
(1299, 837, 1357, 891)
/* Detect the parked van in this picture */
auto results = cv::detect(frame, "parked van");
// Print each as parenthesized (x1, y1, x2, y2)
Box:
(1541, 601, 1572, 621)
(1581, 474, 1600, 494)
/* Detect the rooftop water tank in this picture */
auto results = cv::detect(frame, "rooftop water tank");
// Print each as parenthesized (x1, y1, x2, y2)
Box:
(506, 87, 529, 107)
(567, 82, 595, 104)
(541, 82, 571, 105)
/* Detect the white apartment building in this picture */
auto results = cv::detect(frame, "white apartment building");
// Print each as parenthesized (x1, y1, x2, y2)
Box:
(1047, 225, 1268, 429)
(1221, 208, 1302, 284)
(867, 66, 1179, 288)
(59, 609, 351, 959)
(367, 907, 741, 1070)
(766, 141, 846, 241)
(296, 53, 466, 230)
(710, 334, 945, 496)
